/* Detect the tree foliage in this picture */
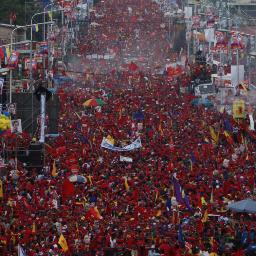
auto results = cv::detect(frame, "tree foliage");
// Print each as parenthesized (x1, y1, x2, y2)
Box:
(0, 0, 41, 25)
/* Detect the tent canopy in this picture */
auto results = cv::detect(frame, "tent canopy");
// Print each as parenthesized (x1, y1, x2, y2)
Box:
(191, 98, 213, 108)
(227, 199, 256, 213)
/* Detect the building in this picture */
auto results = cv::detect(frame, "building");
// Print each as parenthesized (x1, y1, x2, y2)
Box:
(0, 24, 26, 46)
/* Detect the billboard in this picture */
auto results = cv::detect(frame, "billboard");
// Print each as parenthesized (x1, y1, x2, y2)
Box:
(229, 0, 256, 5)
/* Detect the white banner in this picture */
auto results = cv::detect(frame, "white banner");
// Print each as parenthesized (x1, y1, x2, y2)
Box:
(204, 28, 215, 43)
(120, 156, 133, 162)
(249, 114, 255, 131)
(184, 7, 192, 19)
(229, 0, 256, 5)
(101, 137, 142, 151)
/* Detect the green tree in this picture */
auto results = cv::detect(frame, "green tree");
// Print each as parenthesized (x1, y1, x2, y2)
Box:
(0, 0, 41, 25)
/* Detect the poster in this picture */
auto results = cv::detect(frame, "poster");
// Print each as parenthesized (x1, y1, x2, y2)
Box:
(233, 100, 245, 119)
(7, 52, 19, 69)
(11, 119, 22, 133)
(7, 103, 16, 116)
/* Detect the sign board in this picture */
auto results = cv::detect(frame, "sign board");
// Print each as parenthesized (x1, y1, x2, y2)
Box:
(233, 100, 245, 119)
(231, 65, 244, 87)
(194, 83, 215, 96)
(184, 6, 193, 19)
(229, 0, 256, 5)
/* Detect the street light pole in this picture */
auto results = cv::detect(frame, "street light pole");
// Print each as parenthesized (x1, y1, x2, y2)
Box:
(43, 2, 56, 41)
(8, 22, 54, 103)
(29, 10, 63, 81)
(43, 3, 55, 80)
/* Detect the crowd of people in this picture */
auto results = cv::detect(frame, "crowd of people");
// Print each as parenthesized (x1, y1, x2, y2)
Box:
(0, 0, 256, 255)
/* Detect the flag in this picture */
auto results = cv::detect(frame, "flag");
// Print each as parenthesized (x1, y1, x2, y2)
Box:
(183, 194, 193, 212)
(185, 241, 192, 250)
(0, 180, 3, 198)
(51, 160, 58, 177)
(0, 47, 4, 61)
(124, 177, 129, 191)
(224, 119, 233, 132)
(48, 11, 53, 20)
(158, 122, 164, 136)
(172, 177, 183, 203)
(201, 196, 207, 206)
(189, 159, 193, 172)
(202, 209, 208, 223)
(86, 207, 103, 220)
(0, 235, 7, 245)
(178, 225, 185, 247)
(58, 234, 68, 252)
(33, 24, 39, 32)
(87, 175, 93, 186)
(155, 190, 159, 201)
(18, 244, 26, 256)
(55, 146, 66, 156)
(106, 135, 115, 145)
(241, 230, 248, 245)
(93, 206, 102, 219)
(190, 152, 196, 163)
(32, 222, 36, 234)
(129, 62, 138, 71)
(2, 46, 7, 64)
(210, 188, 214, 204)
(78, 134, 89, 144)
(224, 131, 234, 145)
(62, 179, 75, 199)
(209, 126, 219, 144)
(156, 209, 162, 217)
(118, 108, 122, 120)
(166, 198, 172, 211)
(5, 46, 10, 59)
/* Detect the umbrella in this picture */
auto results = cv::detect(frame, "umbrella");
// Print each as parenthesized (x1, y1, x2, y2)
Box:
(68, 175, 87, 183)
(191, 98, 213, 108)
(83, 98, 105, 107)
(132, 111, 145, 121)
(227, 199, 256, 213)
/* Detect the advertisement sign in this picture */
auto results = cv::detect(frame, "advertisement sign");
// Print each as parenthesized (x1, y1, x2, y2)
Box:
(7, 52, 19, 69)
